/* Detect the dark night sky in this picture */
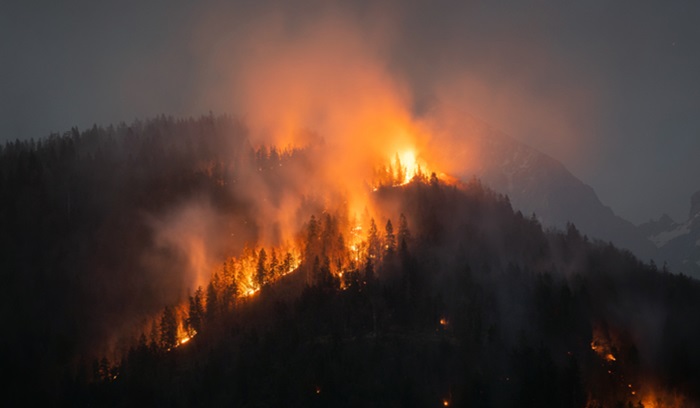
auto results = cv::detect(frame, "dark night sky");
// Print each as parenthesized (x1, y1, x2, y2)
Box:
(1, 0, 699, 224)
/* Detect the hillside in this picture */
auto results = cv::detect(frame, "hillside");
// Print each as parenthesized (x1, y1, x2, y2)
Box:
(75, 179, 700, 407)
(2, 116, 699, 407)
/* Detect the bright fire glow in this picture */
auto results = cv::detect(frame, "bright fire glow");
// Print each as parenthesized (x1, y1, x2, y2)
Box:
(397, 150, 420, 185)
(373, 148, 441, 189)
(588, 324, 689, 408)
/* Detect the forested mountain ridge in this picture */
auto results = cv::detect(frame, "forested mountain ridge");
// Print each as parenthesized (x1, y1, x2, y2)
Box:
(81, 177, 700, 407)
(2, 115, 699, 407)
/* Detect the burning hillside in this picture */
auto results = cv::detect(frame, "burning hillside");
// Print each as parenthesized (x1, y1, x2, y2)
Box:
(0, 17, 690, 388)
(4, 2, 699, 406)
(65, 124, 695, 407)
(4, 114, 700, 407)
(125, 145, 448, 351)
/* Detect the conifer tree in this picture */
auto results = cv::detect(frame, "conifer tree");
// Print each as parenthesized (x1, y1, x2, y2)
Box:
(205, 280, 219, 324)
(305, 215, 319, 263)
(398, 213, 410, 249)
(269, 248, 279, 280)
(367, 218, 381, 260)
(187, 286, 204, 334)
(282, 252, 294, 275)
(256, 248, 268, 288)
(385, 219, 396, 256)
(159, 306, 178, 350)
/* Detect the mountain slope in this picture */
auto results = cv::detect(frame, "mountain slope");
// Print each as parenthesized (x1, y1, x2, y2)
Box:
(446, 115, 658, 263)
(5, 116, 699, 406)
(77, 179, 700, 407)
(640, 190, 700, 278)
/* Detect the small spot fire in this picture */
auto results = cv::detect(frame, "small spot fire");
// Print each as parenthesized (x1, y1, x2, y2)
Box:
(587, 324, 690, 408)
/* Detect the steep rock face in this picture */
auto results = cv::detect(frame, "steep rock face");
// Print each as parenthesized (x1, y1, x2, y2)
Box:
(447, 115, 658, 263)
(643, 191, 700, 278)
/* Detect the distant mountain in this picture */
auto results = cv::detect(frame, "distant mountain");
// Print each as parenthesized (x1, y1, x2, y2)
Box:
(637, 213, 679, 239)
(449, 116, 659, 263)
(640, 190, 700, 278)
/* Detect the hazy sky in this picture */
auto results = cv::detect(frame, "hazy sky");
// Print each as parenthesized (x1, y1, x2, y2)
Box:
(1, 0, 699, 224)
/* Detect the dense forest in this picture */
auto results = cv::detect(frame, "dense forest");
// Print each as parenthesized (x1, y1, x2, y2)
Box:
(2, 115, 699, 407)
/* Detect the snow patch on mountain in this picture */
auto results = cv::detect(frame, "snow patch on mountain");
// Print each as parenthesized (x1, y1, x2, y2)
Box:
(650, 222, 690, 248)
(641, 190, 700, 278)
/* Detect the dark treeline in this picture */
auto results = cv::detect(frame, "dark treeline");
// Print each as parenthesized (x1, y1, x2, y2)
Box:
(4, 116, 700, 407)
(73, 179, 700, 407)
(0, 114, 313, 403)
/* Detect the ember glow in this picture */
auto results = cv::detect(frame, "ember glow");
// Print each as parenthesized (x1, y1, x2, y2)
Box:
(587, 324, 692, 408)
(590, 339, 617, 362)
(590, 326, 617, 364)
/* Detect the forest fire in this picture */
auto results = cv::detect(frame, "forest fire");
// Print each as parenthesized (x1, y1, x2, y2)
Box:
(65, 112, 696, 407)
(373, 148, 439, 189)
(11, 0, 700, 402)
(590, 326, 617, 364)
(589, 341, 617, 362)
(638, 388, 689, 408)
(586, 323, 693, 408)
(396, 150, 421, 185)
(127, 138, 448, 360)
(45, 120, 698, 406)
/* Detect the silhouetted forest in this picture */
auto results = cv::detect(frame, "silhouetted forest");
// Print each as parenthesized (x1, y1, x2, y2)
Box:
(0, 114, 309, 402)
(3, 115, 700, 407)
